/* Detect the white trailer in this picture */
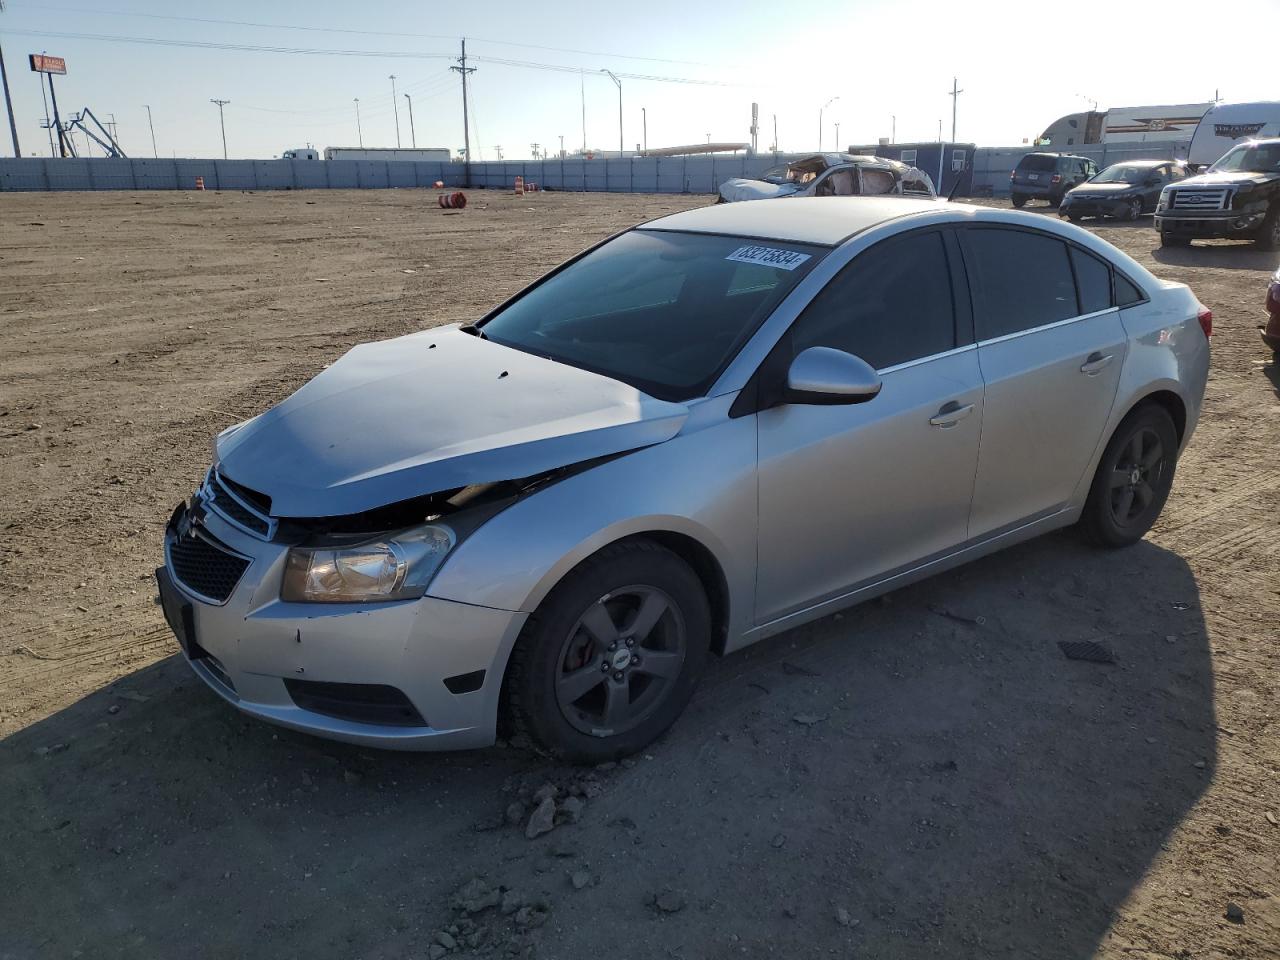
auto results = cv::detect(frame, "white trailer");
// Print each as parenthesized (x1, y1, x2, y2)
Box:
(1184, 101, 1280, 167)
(1100, 103, 1211, 144)
(323, 147, 452, 162)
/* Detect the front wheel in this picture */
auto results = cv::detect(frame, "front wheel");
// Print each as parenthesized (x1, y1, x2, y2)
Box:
(1124, 197, 1142, 221)
(1080, 405, 1179, 548)
(503, 540, 711, 762)
(1256, 207, 1280, 251)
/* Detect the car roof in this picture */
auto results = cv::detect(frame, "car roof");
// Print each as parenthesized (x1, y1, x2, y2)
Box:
(1106, 159, 1168, 168)
(638, 196, 945, 246)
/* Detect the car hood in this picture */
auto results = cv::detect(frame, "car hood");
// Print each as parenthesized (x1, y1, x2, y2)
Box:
(214, 325, 690, 518)
(718, 178, 802, 202)
(1175, 170, 1278, 188)
(1068, 182, 1138, 196)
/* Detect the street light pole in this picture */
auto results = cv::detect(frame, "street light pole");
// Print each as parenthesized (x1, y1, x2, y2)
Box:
(210, 98, 229, 159)
(819, 96, 838, 151)
(389, 74, 400, 147)
(601, 69, 622, 156)
(404, 92, 416, 148)
(834, 122, 840, 151)
(353, 97, 362, 147)
(641, 106, 647, 153)
(142, 103, 157, 158)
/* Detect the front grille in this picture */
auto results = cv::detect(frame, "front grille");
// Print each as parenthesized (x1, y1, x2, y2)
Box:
(1170, 187, 1231, 211)
(283, 680, 427, 727)
(168, 530, 250, 603)
(202, 470, 274, 540)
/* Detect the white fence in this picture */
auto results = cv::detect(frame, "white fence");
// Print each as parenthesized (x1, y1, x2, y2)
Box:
(0, 143, 1185, 196)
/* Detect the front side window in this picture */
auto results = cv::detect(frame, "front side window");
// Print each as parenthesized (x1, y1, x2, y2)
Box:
(789, 231, 957, 370)
(480, 230, 826, 401)
(966, 228, 1078, 340)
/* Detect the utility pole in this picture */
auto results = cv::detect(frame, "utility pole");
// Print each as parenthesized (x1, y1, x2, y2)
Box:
(404, 93, 416, 148)
(642, 106, 647, 152)
(601, 69, 622, 156)
(142, 104, 157, 157)
(834, 122, 840, 151)
(0, 0, 19, 157)
(107, 112, 118, 152)
(353, 97, 362, 147)
(494, 145, 502, 160)
(891, 114, 896, 144)
(530, 142, 540, 159)
(389, 75, 400, 147)
(772, 113, 778, 154)
(579, 69, 586, 155)
(558, 134, 564, 158)
(210, 98, 229, 159)
(450, 39, 476, 168)
(948, 77, 963, 142)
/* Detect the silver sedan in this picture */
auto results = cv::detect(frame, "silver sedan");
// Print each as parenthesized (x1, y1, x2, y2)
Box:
(158, 197, 1210, 762)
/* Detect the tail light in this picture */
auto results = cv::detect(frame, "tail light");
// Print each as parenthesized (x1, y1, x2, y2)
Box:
(1051, 174, 1062, 184)
(1009, 170, 1016, 180)
(1197, 307, 1212, 338)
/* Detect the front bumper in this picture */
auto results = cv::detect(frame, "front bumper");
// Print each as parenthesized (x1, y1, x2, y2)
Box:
(1154, 210, 1266, 239)
(1061, 195, 1135, 218)
(159, 500, 526, 750)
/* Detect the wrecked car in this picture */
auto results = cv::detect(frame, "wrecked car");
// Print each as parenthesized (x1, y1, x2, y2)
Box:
(158, 197, 1207, 762)
(717, 153, 936, 203)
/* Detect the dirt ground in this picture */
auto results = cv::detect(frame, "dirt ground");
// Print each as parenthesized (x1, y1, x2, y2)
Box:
(1, 188, 1277, 960)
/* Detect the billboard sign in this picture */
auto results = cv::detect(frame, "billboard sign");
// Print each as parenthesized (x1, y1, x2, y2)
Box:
(29, 54, 67, 75)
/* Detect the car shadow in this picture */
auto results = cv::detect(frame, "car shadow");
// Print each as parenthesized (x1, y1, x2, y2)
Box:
(1262, 353, 1280, 398)
(1, 533, 1214, 959)
(1151, 241, 1277, 270)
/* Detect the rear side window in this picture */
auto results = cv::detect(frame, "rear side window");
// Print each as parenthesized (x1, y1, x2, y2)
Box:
(1070, 247, 1112, 314)
(1114, 273, 1145, 307)
(791, 231, 956, 370)
(966, 228, 1078, 339)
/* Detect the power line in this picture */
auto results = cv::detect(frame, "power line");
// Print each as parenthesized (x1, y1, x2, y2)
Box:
(4, 29, 739, 87)
(33, 4, 727, 68)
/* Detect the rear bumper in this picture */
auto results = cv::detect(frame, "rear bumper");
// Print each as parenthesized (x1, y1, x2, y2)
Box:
(1155, 211, 1266, 238)
(159, 501, 527, 751)
(1011, 181, 1056, 198)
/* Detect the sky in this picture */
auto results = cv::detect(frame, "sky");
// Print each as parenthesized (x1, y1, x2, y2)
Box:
(0, 0, 1276, 161)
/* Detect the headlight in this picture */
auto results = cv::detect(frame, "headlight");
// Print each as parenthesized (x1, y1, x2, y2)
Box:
(282, 523, 455, 603)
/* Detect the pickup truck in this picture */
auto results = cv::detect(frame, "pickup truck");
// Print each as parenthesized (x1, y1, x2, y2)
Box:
(1155, 138, 1280, 249)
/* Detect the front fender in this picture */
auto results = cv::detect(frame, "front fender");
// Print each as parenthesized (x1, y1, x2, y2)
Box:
(426, 396, 758, 644)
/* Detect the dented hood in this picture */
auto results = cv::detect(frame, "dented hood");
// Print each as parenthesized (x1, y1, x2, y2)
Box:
(718, 178, 802, 202)
(215, 326, 689, 518)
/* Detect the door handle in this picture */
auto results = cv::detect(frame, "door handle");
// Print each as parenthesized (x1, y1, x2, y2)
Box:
(929, 401, 975, 428)
(1080, 351, 1115, 376)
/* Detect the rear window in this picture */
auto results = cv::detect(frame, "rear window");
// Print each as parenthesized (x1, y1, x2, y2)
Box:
(479, 230, 826, 401)
(1070, 247, 1113, 314)
(965, 227, 1077, 339)
(1017, 155, 1058, 172)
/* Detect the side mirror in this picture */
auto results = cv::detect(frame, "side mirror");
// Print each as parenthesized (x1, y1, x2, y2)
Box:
(784, 346, 882, 405)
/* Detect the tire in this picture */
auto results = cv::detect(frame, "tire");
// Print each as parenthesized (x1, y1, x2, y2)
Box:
(1080, 404, 1179, 548)
(1011, 193, 1027, 208)
(1048, 193, 1063, 209)
(1160, 232, 1190, 247)
(502, 540, 711, 762)
(1124, 197, 1142, 221)
(1256, 207, 1280, 251)
(714, 194, 729, 205)
(1064, 211, 1082, 222)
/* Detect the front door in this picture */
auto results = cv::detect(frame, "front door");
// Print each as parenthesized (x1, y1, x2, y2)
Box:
(754, 228, 984, 625)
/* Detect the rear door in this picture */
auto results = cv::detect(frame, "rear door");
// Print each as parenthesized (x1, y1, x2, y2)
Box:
(754, 228, 983, 623)
(961, 226, 1127, 537)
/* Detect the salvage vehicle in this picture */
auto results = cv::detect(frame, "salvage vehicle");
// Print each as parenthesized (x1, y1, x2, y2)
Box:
(158, 197, 1210, 762)
(1059, 160, 1187, 221)
(1010, 153, 1099, 208)
(1262, 266, 1280, 356)
(1156, 138, 1280, 249)
(717, 154, 935, 203)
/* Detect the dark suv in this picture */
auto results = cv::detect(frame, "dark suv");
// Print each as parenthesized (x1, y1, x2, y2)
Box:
(1155, 138, 1280, 249)
(1010, 153, 1099, 208)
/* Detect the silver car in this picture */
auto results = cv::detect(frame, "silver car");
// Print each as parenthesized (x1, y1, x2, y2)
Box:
(158, 197, 1210, 762)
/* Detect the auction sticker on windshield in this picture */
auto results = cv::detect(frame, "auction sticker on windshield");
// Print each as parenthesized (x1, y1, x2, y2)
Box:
(725, 245, 812, 271)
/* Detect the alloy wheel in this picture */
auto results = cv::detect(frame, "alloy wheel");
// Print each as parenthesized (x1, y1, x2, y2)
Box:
(1107, 427, 1167, 526)
(554, 585, 687, 736)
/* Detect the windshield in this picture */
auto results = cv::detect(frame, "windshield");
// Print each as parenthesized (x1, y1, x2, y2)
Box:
(478, 230, 826, 401)
(1091, 164, 1152, 185)
(760, 159, 825, 185)
(1210, 143, 1280, 173)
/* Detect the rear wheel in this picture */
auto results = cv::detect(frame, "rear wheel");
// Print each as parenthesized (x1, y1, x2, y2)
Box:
(1256, 207, 1280, 251)
(1011, 193, 1027, 208)
(1080, 405, 1179, 548)
(503, 540, 711, 762)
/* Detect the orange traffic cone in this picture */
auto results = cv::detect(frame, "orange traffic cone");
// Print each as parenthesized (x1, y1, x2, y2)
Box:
(514, 175, 524, 196)
(194, 176, 205, 190)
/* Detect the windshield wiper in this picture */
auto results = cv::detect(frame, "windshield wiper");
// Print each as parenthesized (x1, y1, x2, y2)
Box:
(459, 322, 488, 340)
